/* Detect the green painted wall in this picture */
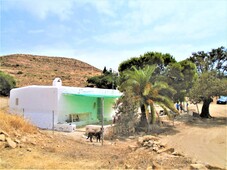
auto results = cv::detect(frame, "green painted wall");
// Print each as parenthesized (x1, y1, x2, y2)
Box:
(58, 94, 117, 124)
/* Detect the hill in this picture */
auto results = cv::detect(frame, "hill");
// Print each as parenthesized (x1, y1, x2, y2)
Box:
(0, 54, 102, 87)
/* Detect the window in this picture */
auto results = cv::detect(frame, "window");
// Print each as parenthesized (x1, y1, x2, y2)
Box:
(16, 98, 19, 106)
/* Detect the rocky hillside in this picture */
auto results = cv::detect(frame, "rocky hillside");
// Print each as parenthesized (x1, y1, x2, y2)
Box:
(0, 54, 102, 87)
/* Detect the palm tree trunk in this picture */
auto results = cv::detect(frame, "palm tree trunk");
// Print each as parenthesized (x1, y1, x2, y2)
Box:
(145, 105, 150, 132)
(139, 105, 147, 127)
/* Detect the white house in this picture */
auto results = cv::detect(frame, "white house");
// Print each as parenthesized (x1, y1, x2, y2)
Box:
(9, 78, 122, 131)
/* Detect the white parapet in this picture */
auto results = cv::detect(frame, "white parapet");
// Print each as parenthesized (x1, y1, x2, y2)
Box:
(54, 123, 76, 132)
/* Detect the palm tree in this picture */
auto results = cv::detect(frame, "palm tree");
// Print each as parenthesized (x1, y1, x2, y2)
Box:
(120, 65, 178, 130)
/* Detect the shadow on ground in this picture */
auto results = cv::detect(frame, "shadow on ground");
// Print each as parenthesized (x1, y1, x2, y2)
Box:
(175, 113, 227, 128)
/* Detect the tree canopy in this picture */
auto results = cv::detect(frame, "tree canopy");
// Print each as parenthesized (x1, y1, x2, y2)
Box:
(118, 52, 176, 72)
(119, 65, 177, 130)
(86, 67, 118, 89)
(188, 47, 227, 118)
(189, 46, 227, 77)
(160, 60, 197, 102)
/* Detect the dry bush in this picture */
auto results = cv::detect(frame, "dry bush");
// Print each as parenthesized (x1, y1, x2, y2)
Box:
(0, 110, 37, 134)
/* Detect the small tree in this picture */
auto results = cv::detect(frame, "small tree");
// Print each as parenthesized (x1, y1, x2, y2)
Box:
(188, 47, 227, 118)
(114, 89, 140, 135)
(87, 68, 118, 89)
(0, 71, 16, 96)
(189, 72, 227, 118)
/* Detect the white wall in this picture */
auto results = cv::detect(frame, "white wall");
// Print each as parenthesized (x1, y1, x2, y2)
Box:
(9, 86, 59, 129)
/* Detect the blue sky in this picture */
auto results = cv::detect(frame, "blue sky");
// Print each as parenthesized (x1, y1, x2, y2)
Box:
(1, 0, 227, 71)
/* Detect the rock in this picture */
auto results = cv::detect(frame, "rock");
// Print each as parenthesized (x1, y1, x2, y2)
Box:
(137, 137, 144, 146)
(153, 146, 159, 152)
(172, 151, 184, 157)
(0, 142, 5, 149)
(27, 148, 32, 152)
(31, 141, 36, 145)
(143, 141, 149, 147)
(148, 140, 154, 145)
(14, 139, 21, 144)
(159, 143, 166, 148)
(128, 136, 135, 139)
(6, 137, 17, 148)
(18, 151, 24, 156)
(152, 161, 163, 169)
(205, 164, 222, 169)
(125, 164, 131, 169)
(153, 141, 160, 145)
(190, 164, 207, 170)
(128, 145, 138, 151)
(126, 138, 131, 142)
(157, 147, 174, 154)
(146, 166, 153, 170)
(21, 136, 27, 143)
(142, 135, 159, 142)
(19, 144, 24, 148)
(0, 134, 6, 141)
(13, 131, 21, 137)
(0, 130, 9, 137)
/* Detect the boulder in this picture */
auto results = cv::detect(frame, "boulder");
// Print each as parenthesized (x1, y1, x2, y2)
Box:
(0, 134, 6, 141)
(6, 137, 17, 148)
(0, 130, 9, 137)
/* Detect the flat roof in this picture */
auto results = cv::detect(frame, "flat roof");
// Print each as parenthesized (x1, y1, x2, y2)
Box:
(62, 87, 122, 98)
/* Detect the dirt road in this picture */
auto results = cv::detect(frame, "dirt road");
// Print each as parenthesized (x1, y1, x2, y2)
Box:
(160, 103, 227, 169)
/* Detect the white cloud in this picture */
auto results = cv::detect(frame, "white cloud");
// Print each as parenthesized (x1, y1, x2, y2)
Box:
(92, 0, 227, 47)
(1, 0, 226, 72)
(2, 0, 74, 20)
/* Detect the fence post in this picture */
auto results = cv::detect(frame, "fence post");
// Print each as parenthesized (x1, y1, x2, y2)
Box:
(101, 98, 104, 146)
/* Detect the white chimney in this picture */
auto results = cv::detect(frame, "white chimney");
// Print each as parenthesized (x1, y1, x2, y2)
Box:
(52, 78, 62, 86)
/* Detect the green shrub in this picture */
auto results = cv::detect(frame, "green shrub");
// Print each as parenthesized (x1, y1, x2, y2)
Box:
(0, 71, 16, 96)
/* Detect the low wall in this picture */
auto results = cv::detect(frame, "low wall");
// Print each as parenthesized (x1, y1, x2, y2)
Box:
(85, 124, 114, 139)
(54, 123, 76, 132)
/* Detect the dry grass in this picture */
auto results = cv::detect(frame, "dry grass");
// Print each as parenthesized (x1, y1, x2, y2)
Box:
(0, 109, 37, 134)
